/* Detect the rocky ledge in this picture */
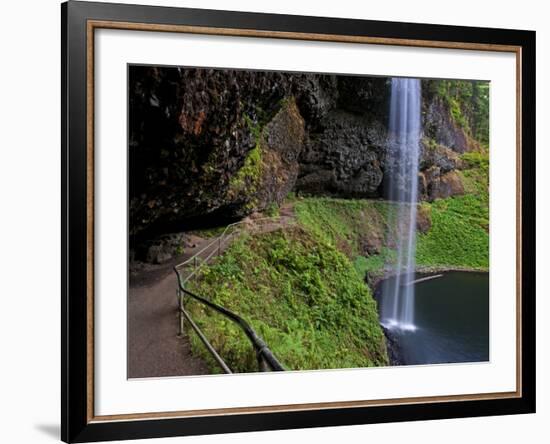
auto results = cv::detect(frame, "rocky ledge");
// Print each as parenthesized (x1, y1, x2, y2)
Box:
(129, 66, 481, 250)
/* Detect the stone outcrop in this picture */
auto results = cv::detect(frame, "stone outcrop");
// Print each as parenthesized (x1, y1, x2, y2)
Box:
(129, 67, 337, 239)
(420, 168, 464, 201)
(297, 113, 386, 197)
(416, 204, 432, 234)
(226, 99, 306, 217)
(129, 67, 478, 247)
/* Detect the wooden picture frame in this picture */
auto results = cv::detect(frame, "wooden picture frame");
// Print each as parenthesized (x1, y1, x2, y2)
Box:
(62, 1, 535, 442)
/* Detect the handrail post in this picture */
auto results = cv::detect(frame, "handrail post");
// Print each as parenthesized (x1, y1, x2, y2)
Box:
(177, 286, 184, 337)
(172, 216, 290, 373)
(257, 350, 268, 372)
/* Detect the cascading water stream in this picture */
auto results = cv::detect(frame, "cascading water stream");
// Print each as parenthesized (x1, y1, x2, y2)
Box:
(380, 78, 421, 331)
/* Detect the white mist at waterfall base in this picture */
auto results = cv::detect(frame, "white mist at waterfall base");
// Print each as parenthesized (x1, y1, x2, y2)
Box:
(380, 78, 421, 333)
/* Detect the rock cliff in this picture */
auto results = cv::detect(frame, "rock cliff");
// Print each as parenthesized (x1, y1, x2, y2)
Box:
(129, 66, 483, 245)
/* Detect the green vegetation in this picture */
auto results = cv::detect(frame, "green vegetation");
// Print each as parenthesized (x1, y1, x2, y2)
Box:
(461, 151, 489, 172)
(353, 247, 397, 280)
(187, 226, 388, 373)
(431, 80, 490, 146)
(294, 197, 396, 257)
(228, 144, 263, 196)
(459, 152, 489, 207)
(264, 202, 280, 217)
(295, 197, 402, 280)
(294, 150, 489, 277)
(416, 153, 488, 268)
(415, 196, 488, 268)
(243, 114, 263, 141)
(186, 154, 488, 373)
(185, 139, 488, 373)
(227, 115, 264, 200)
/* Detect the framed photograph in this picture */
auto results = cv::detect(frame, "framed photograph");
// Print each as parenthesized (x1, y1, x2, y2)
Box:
(61, 1, 535, 442)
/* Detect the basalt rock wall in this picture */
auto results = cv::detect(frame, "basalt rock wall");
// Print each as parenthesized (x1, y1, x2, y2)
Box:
(129, 67, 481, 242)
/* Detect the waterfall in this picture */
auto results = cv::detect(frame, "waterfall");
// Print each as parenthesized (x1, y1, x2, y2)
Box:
(380, 78, 421, 331)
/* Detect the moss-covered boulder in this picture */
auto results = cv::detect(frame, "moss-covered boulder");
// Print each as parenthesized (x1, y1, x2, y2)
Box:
(226, 99, 306, 216)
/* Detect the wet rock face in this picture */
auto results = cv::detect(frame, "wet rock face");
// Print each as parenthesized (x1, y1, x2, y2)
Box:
(422, 89, 481, 154)
(129, 66, 299, 237)
(337, 76, 390, 119)
(420, 139, 463, 172)
(381, 325, 405, 366)
(297, 112, 387, 197)
(420, 168, 465, 201)
(417, 139, 466, 201)
(259, 100, 306, 205)
(226, 99, 306, 217)
(129, 67, 470, 243)
(424, 99, 468, 152)
(129, 66, 390, 238)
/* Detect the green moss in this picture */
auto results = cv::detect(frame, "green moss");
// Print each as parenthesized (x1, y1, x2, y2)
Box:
(415, 195, 488, 269)
(461, 152, 489, 171)
(229, 144, 262, 190)
(294, 158, 488, 277)
(448, 97, 468, 131)
(418, 201, 433, 223)
(353, 255, 369, 277)
(264, 202, 280, 217)
(185, 149, 489, 373)
(227, 115, 264, 199)
(285, 191, 298, 202)
(416, 151, 488, 269)
(422, 137, 438, 152)
(243, 114, 262, 141)
(354, 248, 397, 280)
(187, 226, 388, 373)
(226, 144, 261, 201)
(431, 79, 490, 146)
(294, 197, 395, 258)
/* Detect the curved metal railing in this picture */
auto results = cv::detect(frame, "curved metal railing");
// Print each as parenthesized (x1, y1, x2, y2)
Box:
(174, 216, 294, 373)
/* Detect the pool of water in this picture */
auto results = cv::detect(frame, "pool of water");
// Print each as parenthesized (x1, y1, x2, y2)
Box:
(377, 271, 489, 365)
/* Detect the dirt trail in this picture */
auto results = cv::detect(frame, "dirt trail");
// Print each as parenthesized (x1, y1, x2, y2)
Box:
(128, 207, 295, 378)
(128, 237, 216, 378)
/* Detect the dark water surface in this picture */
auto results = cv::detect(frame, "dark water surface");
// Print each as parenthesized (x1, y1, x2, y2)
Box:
(378, 271, 489, 365)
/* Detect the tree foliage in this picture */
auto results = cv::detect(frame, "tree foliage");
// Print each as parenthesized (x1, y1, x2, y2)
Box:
(429, 79, 490, 146)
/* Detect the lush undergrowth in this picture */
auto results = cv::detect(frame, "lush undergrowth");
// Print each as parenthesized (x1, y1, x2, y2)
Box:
(416, 152, 489, 269)
(185, 152, 488, 372)
(186, 226, 388, 373)
(417, 153, 489, 269)
(294, 197, 397, 257)
(415, 194, 488, 268)
(295, 152, 489, 277)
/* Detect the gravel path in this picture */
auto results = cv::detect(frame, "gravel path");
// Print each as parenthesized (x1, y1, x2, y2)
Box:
(127, 236, 223, 378)
(127, 208, 296, 378)
(128, 270, 209, 378)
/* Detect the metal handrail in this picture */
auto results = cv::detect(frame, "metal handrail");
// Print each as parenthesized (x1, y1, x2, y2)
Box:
(174, 215, 293, 373)
(176, 284, 285, 372)
(175, 215, 294, 285)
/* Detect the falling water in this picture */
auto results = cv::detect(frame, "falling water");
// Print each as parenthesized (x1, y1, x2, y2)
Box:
(380, 78, 421, 331)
